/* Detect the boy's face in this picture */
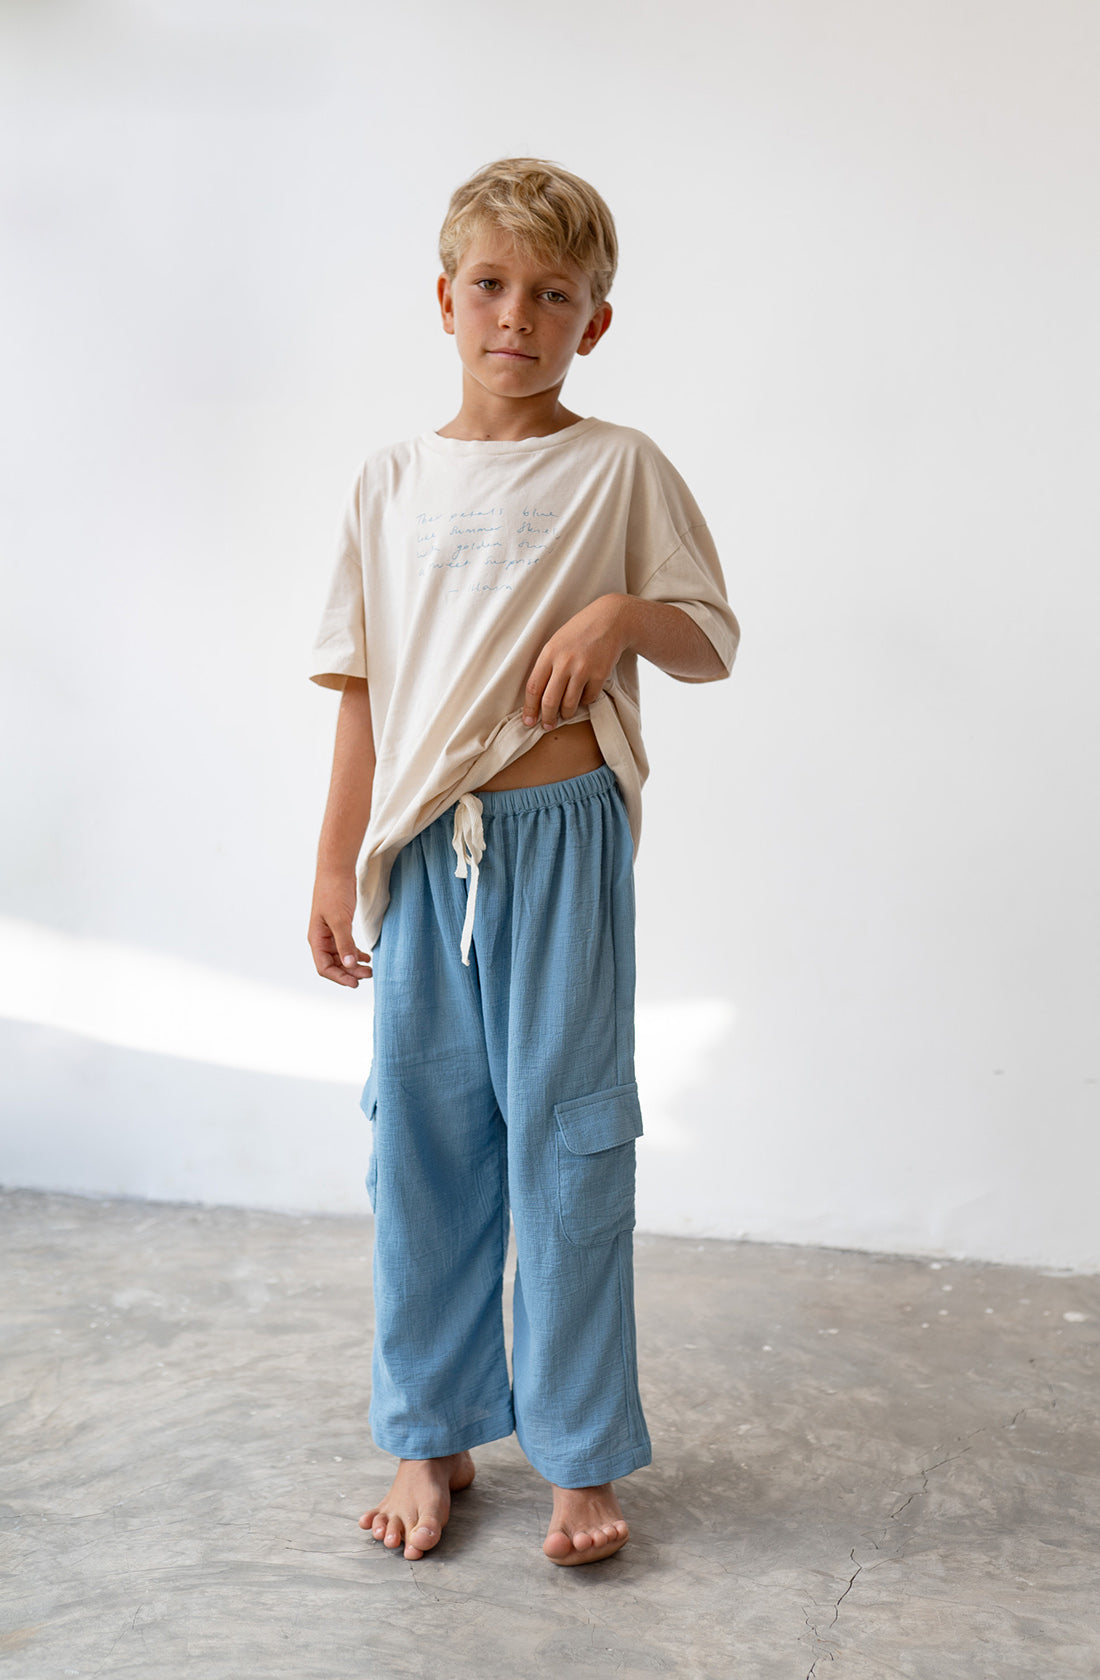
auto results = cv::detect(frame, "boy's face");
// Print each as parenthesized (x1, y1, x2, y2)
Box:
(437, 232, 612, 407)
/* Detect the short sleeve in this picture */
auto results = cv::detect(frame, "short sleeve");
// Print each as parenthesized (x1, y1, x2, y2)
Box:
(624, 435, 740, 677)
(636, 526, 740, 676)
(308, 476, 367, 691)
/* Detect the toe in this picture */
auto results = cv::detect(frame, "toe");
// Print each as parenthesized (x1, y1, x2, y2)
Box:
(409, 1521, 440, 1552)
(544, 1504, 629, 1565)
(384, 1518, 404, 1549)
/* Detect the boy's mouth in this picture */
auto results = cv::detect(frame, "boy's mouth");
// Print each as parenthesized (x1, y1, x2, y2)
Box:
(489, 348, 536, 360)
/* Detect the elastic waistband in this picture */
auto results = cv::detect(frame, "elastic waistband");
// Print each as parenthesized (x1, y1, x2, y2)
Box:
(468, 763, 617, 818)
(443, 764, 619, 967)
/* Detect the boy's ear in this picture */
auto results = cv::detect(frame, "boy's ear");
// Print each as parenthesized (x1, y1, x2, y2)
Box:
(575, 301, 612, 357)
(437, 272, 455, 335)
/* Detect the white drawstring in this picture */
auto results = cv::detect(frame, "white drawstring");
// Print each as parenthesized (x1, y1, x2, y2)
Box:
(451, 793, 485, 967)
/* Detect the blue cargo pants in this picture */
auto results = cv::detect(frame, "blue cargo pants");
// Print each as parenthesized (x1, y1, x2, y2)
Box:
(360, 765, 652, 1488)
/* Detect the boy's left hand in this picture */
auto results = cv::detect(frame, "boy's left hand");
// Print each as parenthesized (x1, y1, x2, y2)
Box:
(523, 594, 633, 730)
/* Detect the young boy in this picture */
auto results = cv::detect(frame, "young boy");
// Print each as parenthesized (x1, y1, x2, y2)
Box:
(307, 158, 739, 1566)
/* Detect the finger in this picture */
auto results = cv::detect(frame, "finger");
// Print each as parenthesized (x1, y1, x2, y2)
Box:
(540, 665, 571, 730)
(523, 649, 554, 726)
(558, 670, 589, 720)
(345, 947, 373, 978)
(340, 946, 371, 972)
(329, 922, 364, 973)
(319, 955, 367, 987)
(311, 923, 371, 986)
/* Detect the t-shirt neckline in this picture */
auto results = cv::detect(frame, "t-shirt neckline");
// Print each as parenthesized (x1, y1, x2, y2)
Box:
(420, 416, 600, 455)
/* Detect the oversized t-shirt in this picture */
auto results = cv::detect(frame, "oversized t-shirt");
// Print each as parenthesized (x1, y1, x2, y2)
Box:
(308, 416, 739, 949)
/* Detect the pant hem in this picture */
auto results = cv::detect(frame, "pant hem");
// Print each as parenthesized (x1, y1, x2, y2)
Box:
(371, 1407, 515, 1461)
(516, 1433, 652, 1488)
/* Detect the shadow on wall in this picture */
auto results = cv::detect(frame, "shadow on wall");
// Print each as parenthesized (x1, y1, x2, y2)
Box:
(0, 1017, 370, 1212)
(0, 916, 737, 1208)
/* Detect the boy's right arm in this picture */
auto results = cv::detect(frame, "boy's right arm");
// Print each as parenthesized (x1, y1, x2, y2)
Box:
(308, 674, 376, 987)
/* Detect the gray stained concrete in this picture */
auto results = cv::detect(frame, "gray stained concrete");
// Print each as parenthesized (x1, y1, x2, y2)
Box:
(2, 1191, 1098, 1680)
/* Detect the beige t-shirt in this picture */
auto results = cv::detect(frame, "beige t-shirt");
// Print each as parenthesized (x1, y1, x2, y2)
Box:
(309, 416, 739, 949)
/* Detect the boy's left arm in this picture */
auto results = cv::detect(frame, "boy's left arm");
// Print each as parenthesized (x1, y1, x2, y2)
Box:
(523, 593, 739, 731)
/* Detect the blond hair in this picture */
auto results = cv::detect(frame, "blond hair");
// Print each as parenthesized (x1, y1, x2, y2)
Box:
(439, 157, 618, 309)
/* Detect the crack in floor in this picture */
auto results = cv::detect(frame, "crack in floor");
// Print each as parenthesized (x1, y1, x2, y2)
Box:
(799, 1382, 1060, 1678)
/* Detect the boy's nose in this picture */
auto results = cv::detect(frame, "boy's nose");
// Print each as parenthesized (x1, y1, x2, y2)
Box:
(498, 294, 532, 331)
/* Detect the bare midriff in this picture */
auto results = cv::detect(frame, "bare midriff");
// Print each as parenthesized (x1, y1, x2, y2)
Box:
(475, 719, 605, 792)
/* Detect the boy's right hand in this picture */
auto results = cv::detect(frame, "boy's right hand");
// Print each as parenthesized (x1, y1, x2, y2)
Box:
(309, 875, 372, 986)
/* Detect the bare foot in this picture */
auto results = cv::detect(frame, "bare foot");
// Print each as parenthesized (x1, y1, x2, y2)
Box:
(359, 1452, 475, 1560)
(543, 1482, 629, 1565)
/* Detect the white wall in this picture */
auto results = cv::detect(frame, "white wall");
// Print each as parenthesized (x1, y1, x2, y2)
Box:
(2, 0, 1097, 1269)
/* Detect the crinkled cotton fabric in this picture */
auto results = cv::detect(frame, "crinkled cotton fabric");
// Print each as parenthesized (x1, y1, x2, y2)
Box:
(308, 416, 738, 949)
(360, 767, 651, 1486)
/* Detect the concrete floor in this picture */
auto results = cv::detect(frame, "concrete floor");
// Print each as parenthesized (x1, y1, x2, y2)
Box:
(1, 1192, 1098, 1680)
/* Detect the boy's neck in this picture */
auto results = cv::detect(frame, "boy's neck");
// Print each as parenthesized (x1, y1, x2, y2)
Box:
(437, 381, 585, 443)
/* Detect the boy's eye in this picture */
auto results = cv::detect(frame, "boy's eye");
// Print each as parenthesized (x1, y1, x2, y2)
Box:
(472, 279, 568, 302)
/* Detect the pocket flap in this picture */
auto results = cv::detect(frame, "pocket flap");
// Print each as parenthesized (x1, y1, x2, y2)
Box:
(359, 1065, 377, 1120)
(554, 1081, 643, 1156)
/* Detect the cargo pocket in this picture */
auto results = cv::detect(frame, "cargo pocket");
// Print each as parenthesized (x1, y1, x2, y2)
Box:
(359, 1067, 378, 1212)
(554, 1081, 643, 1246)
